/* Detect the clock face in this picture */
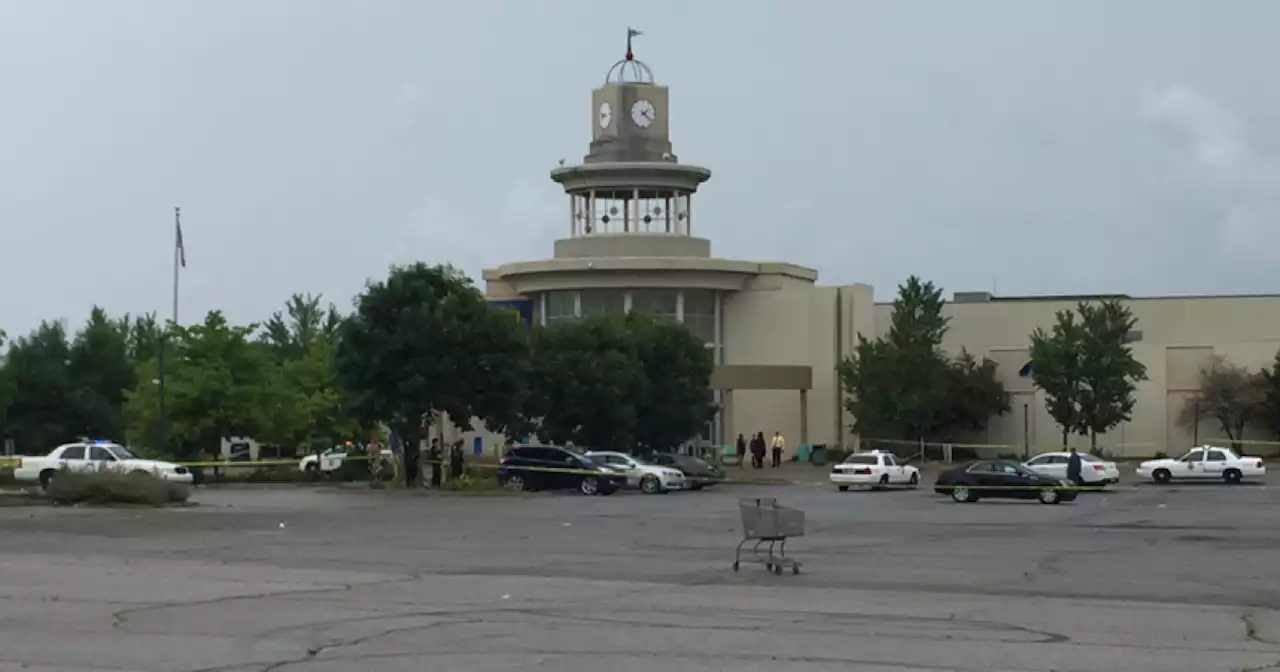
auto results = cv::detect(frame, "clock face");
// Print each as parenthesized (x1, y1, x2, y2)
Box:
(631, 99, 655, 128)
(598, 102, 613, 129)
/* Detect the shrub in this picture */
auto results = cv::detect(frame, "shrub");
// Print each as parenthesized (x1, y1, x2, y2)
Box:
(45, 470, 191, 506)
(439, 473, 514, 495)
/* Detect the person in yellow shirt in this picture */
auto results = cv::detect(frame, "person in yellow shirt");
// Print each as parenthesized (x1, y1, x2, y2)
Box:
(770, 431, 785, 468)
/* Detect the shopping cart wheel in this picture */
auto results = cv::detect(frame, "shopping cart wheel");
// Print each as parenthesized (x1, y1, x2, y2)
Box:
(773, 564, 783, 575)
(732, 562, 739, 572)
(792, 565, 799, 575)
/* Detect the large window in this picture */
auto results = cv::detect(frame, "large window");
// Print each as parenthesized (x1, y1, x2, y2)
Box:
(545, 291, 577, 325)
(581, 289, 626, 316)
(682, 289, 716, 343)
(630, 289, 678, 321)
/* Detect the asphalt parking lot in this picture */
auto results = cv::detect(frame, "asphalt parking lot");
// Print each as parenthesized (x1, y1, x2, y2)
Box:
(3, 478, 1280, 671)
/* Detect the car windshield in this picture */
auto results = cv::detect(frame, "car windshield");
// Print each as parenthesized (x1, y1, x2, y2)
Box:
(843, 455, 879, 465)
(107, 445, 137, 460)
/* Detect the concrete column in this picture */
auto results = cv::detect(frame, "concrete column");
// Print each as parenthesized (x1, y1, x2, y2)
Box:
(800, 389, 809, 447)
(568, 194, 575, 237)
(723, 389, 734, 450)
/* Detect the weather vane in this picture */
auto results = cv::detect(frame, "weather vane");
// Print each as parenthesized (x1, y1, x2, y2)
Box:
(625, 27, 641, 61)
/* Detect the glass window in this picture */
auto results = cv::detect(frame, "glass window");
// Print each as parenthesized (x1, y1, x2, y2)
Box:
(1208, 450, 1227, 461)
(545, 291, 577, 324)
(882, 454, 898, 466)
(581, 289, 626, 316)
(1180, 450, 1204, 462)
(61, 445, 85, 459)
(681, 289, 716, 344)
(89, 446, 116, 460)
(629, 289, 678, 320)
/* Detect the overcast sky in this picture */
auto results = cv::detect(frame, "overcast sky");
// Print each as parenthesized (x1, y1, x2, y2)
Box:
(2, 0, 1278, 336)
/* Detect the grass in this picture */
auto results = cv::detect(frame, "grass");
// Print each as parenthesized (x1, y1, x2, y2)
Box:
(45, 470, 192, 506)
(438, 473, 519, 496)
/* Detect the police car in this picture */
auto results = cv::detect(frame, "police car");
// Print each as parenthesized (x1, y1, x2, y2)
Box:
(829, 450, 920, 491)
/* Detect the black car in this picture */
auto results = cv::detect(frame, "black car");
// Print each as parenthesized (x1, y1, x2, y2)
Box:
(649, 453, 723, 490)
(934, 459, 1078, 505)
(497, 446, 625, 495)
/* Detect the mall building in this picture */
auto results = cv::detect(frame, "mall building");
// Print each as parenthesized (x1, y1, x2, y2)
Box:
(449, 44, 1280, 459)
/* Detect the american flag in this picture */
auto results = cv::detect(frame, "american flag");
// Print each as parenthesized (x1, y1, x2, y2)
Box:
(175, 208, 186, 268)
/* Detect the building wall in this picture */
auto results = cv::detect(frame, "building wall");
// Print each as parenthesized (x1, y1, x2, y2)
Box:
(871, 295, 1280, 456)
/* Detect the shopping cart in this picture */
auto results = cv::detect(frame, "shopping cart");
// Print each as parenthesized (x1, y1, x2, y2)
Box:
(733, 497, 805, 575)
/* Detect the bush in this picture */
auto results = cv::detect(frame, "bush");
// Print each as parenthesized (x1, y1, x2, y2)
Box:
(439, 473, 514, 495)
(45, 470, 191, 506)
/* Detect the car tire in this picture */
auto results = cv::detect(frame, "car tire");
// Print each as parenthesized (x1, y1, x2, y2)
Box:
(1153, 469, 1172, 484)
(908, 473, 919, 489)
(1223, 469, 1243, 484)
(505, 474, 526, 492)
(874, 474, 890, 491)
(39, 470, 56, 491)
(640, 475, 661, 495)
(1038, 488, 1060, 505)
(837, 485, 849, 492)
(580, 477, 600, 496)
(951, 486, 976, 503)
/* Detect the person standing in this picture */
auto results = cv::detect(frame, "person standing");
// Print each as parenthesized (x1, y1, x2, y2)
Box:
(770, 431, 786, 468)
(1066, 446, 1083, 486)
(735, 434, 747, 467)
(428, 438, 443, 488)
(751, 432, 766, 469)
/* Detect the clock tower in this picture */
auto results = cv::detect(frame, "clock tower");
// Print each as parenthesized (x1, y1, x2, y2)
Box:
(551, 29, 711, 237)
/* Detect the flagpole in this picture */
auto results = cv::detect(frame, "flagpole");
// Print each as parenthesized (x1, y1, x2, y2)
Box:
(173, 206, 181, 326)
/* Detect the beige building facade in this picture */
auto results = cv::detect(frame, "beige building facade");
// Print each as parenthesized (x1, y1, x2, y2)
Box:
(451, 45, 1280, 459)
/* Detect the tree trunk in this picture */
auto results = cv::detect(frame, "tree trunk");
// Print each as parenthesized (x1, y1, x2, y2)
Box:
(1061, 426, 1069, 448)
(1090, 430, 1097, 453)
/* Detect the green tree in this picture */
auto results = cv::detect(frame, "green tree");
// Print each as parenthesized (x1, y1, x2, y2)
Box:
(523, 315, 645, 451)
(335, 263, 530, 457)
(260, 293, 343, 362)
(124, 311, 275, 458)
(1260, 350, 1280, 440)
(1179, 354, 1266, 449)
(1029, 309, 1085, 447)
(939, 350, 1011, 435)
(66, 307, 135, 442)
(0, 321, 76, 452)
(839, 276, 957, 441)
(1075, 300, 1147, 451)
(258, 339, 357, 454)
(630, 314, 716, 453)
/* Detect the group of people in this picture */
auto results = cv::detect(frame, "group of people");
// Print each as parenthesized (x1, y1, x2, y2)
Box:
(400, 437, 467, 488)
(736, 431, 786, 469)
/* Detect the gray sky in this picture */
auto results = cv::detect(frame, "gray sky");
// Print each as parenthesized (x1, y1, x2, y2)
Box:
(2, 0, 1278, 336)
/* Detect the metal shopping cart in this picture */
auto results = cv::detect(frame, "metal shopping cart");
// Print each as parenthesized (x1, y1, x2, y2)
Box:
(733, 497, 805, 575)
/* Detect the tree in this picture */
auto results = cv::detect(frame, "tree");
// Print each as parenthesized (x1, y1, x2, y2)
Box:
(1260, 350, 1280, 440)
(840, 276, 1005, 442)
(625, 314, 716, 453)
(1075, 300, 1147, 451)
(523, 315, 646, 451)
(1179, 355, 1267, 449)
(334, 263, 530, 459)
(124, 311, 275, 458)
(260, 293, 343, 362)
(66, 307, 135, 442)
(258, 339, 358, 454)
(940, 350, 1011, 435)
(1029, 309, 1085, 447)
(0, 321, 76, 452)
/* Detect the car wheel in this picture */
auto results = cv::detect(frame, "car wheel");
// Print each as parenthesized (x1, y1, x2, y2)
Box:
(908, 473, 919, 489)
(873, 474, 889, 491)
(640, 475, 661, 494)
(39, 470, 56, 491)
(1038, 488, 1060, 505)
(951, 486, 975, 503)
(580, 477, 600, 496)
(304, 462, 318, 473)
(1224, 469, 1243, 484)
(837, 485, 849, 492)
(505, 474, 525, 492)
(1153, 469, 1172, 484)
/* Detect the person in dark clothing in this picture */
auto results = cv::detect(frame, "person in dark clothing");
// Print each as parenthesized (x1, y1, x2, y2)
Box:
(1066, 447, 1083, 485)
(751, 432, 766, 469)
(449, 440, 464, 480)
(427, 438, 443, 487)
(403, 441, 420, 488)
(735, 434, 747, 467)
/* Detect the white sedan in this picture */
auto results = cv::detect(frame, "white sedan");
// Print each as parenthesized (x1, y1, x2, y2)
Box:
(1024, 451, 1120, 485)
(584, 451, 687, 494)
(830, 451, 920, 491)
(1136, 446, 1266, 484)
